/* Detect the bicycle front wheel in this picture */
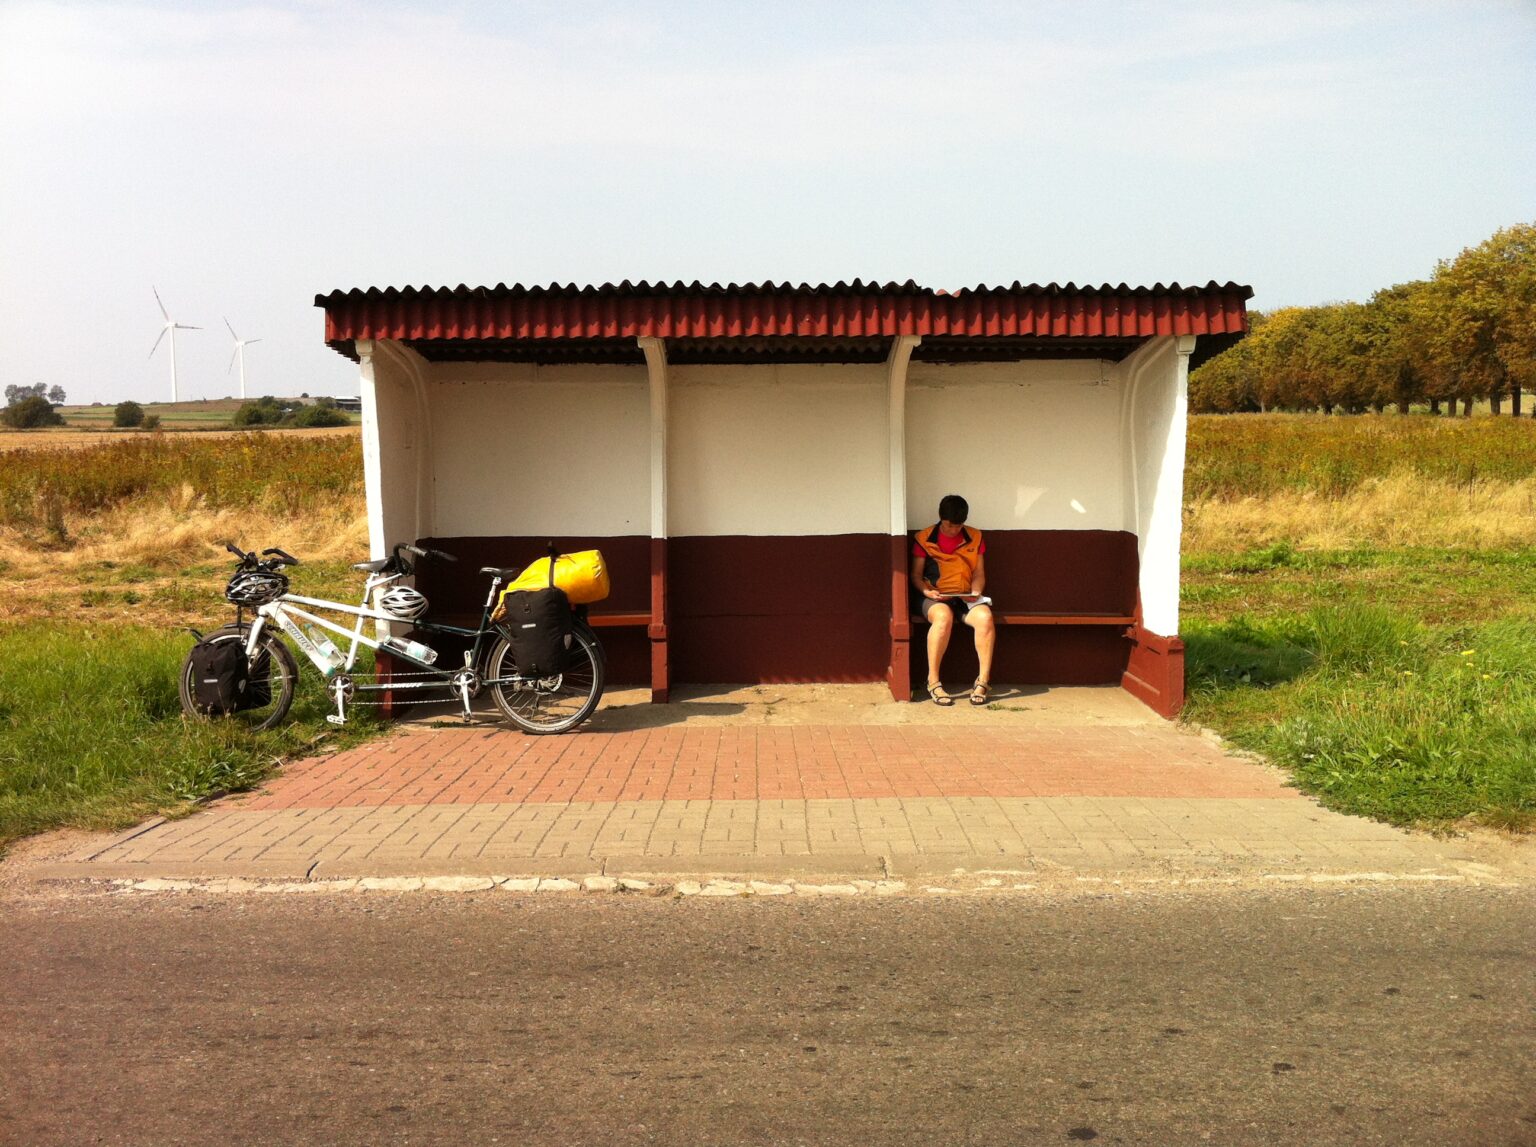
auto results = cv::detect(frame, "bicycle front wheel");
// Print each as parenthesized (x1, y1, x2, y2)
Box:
(486, 624, 605, 734)
(179, 624, 298, 732)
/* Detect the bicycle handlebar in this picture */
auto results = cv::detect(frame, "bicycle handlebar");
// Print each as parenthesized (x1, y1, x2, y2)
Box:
(224, 542, 300, 569)
(400, 543, 457, 563)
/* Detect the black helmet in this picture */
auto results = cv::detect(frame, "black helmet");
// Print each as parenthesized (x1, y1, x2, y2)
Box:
(225, 569, 288, 606)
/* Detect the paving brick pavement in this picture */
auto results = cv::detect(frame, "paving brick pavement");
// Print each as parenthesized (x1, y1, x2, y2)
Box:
(238, 724, 1299, 810)
(39, 715, 1505, 884)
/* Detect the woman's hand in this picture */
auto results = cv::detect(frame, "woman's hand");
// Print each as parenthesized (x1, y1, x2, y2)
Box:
(923, 587, 943, 600)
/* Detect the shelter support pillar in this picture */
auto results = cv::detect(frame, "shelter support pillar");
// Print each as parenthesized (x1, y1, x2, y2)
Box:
(359, 338, 437, 718)
(640, 336, 670, 703)
(355, 340, 395, 717)
(884, 334, 921, 700)
(1120, 335, 1194, 717)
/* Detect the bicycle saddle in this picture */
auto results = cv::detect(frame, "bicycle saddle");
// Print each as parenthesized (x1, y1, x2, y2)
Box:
(480, 566, 524, 577)
(352, 557, 394, 573)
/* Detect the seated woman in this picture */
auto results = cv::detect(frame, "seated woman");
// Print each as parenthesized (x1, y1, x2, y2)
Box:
(911, 493, 995, 706)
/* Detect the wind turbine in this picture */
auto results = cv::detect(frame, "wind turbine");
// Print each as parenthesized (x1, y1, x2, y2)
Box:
(224, 318, 263, 399)
(147, 288, 200, 403)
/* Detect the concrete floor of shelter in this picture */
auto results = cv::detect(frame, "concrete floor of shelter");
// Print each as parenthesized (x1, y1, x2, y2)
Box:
(32, 685, 1536, 886)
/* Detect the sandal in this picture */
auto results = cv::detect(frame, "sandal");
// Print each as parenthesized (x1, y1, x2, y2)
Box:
(969, 679, 991, 706)
(927, 682, 954, 707)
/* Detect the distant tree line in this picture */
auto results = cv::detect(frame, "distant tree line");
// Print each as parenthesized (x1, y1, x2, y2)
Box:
(232, 395, 351, 429)
(1191, 223, 1536, 415)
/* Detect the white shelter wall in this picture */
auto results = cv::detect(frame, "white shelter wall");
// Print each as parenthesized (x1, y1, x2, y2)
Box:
(1120, 336, 1188, 636)
(905, 360, 1124, 532)
(668, 363, 889, 537)
(427, 363, 651, 537)
(365, 345, 426, 553)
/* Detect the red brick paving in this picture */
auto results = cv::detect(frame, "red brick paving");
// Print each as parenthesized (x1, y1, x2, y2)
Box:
(241, 726, 1299, 811)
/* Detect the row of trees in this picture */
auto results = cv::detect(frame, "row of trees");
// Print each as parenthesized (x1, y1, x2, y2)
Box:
(1191, 223, 1536, 415)
(5, 383, 66, 406)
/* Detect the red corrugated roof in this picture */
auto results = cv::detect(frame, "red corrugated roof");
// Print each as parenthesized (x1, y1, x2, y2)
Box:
(316, 280, 1251, 354)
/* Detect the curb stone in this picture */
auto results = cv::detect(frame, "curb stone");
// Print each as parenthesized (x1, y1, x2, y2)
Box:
(421, 876, 495, 892)
(62, 867, 1515, 899)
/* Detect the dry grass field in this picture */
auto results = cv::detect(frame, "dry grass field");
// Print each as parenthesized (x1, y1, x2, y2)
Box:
(1184, 413, 1536, 552)
(1184, 472, 1536, 552)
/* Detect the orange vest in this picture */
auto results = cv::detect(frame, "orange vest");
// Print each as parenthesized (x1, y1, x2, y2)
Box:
(914, 524, 984, 595)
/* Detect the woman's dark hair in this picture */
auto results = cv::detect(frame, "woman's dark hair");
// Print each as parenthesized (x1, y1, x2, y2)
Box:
(938, 494, 969, 524)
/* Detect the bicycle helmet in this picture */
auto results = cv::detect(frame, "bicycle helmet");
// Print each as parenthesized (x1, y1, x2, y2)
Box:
(379, 585, 429, 621)
(225, 569, 288, 606)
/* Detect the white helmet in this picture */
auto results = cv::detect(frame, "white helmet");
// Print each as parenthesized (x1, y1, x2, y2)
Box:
(379, 585, 428, 620)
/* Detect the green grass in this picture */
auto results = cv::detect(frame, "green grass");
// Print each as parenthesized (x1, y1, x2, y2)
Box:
(1182, 539, 1536, 831)
(1182, 546, 1536, 628)
(0, 623, 384, 850)
(1183, 601, 1536, 830)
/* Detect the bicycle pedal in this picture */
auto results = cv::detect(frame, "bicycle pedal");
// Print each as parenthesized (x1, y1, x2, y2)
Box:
(326, 715, 347, 726)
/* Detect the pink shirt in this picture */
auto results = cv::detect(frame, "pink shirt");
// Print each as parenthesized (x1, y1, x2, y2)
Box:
(912, 531, 986, 559)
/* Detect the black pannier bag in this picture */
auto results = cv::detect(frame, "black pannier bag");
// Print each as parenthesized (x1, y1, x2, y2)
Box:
(188, 639, 250, 715)
(501, 586, 573, 678)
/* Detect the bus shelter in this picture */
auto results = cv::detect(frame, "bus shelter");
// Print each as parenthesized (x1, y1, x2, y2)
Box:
(316, 279, 1250, 716)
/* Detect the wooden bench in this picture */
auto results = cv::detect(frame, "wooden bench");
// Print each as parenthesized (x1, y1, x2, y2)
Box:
(583, 611, 652, 628)
(424, 609, 652, 631)
(911, 610, 1135, 628)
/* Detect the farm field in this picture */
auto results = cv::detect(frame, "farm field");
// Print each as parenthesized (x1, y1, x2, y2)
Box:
(61, 398, 248, 424)
(0, 398, 362, 450)
(58, 397, 359, 429)
(1, 414, 1535, 846)
(0, 424, 358, 453)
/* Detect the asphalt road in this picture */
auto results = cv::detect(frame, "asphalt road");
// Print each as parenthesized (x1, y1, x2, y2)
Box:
(3, 885, 1534, 1146)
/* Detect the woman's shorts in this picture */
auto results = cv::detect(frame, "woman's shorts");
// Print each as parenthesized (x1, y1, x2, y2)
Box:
(920, 596, 972, 621)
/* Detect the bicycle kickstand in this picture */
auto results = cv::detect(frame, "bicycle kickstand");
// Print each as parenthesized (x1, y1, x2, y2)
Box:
(457, 651, 475, 724)
(327, 684, 348, 726)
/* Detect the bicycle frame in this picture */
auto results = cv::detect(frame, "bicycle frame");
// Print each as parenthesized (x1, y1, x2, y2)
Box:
(247, 567, 510, 723)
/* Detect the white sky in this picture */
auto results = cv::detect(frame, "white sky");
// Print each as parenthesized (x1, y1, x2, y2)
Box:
(2, 0, 1533, 405)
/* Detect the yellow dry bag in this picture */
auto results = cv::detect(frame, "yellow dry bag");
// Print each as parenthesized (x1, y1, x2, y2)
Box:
(499, 549, 611, 609)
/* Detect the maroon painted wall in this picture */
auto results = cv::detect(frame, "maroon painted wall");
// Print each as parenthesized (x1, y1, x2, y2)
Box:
(966, 529, 1138, 614)
(668, 534, 890, 683)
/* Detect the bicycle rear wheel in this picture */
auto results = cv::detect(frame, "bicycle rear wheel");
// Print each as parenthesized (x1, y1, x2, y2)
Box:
(178, 624, 298, 732)
(486, 624, 604, 734)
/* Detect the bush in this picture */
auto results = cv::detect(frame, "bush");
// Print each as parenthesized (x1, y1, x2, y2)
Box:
(232, 398, 285, 427)
(285, 403, 351, 428)
(141, 414, 161, 431)
(112, 401, 145, 428)
(1, 395, 65, 429)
